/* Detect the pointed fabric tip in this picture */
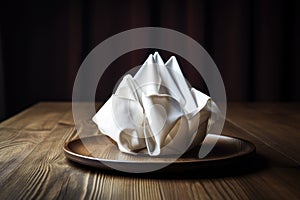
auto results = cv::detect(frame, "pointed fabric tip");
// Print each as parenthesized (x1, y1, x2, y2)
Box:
(165, 55, 197, 113)
(115, 74, 140, 101)
(144, 54, 155, 65)
(134, 54, 161, 96)
(165, 56, 181, 74)
(153, 52, 164, 66)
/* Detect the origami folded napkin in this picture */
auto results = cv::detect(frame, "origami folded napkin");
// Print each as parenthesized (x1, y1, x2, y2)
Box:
(93, 52, 217, 156)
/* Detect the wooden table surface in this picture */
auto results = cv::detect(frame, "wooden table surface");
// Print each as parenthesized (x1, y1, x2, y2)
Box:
(0, 102, 299, 199)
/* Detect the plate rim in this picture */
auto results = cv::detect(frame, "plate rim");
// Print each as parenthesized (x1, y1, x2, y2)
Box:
(63, 134, 256, 165)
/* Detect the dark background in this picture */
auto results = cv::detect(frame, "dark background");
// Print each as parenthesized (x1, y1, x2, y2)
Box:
(0, 0, 299, 121)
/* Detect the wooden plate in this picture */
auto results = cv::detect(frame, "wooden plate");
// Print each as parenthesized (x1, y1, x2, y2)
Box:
(64, 134, 255, 173)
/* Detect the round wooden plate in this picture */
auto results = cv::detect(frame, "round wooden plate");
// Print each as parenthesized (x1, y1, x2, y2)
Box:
(64, 134, 255, 173)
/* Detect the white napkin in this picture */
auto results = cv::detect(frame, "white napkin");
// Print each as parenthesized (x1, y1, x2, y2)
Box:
(93, 52, 217, 156)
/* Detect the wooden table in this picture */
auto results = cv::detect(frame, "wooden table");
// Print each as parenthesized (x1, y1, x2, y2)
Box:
(0, 102, 299, 199)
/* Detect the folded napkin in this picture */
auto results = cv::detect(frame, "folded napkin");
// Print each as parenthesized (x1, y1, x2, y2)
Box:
(93, 52, 218, 156)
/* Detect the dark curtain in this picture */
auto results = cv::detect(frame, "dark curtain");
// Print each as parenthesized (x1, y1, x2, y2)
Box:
(0, 33, 4, 120)
(0, 0, 299, 120)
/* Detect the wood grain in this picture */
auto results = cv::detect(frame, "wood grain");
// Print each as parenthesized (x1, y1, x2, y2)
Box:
(0, 102, 299, 199)
(227, 102, 300, 164)
(0, 102, 71, 131)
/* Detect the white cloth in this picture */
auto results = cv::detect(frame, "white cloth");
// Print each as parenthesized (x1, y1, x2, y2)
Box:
(93, 52, 217, 156)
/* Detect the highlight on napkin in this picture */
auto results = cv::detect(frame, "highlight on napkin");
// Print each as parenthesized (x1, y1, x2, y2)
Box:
(93, 52, 219, 156)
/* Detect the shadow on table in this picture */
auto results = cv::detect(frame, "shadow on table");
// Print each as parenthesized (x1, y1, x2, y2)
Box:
(67, 153, 269, 180)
